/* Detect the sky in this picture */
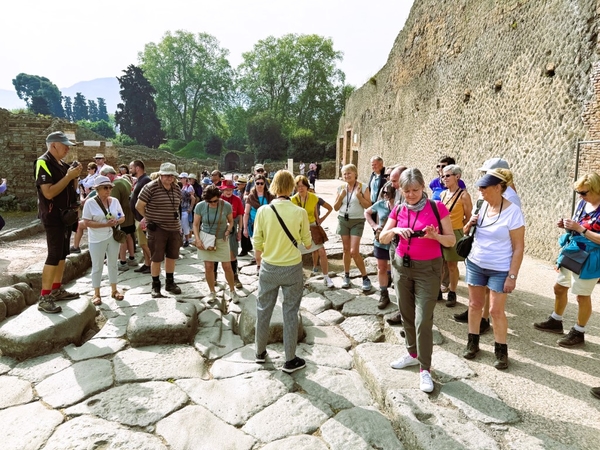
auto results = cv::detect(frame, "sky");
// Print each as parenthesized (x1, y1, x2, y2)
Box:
(1, 0, 413, 90)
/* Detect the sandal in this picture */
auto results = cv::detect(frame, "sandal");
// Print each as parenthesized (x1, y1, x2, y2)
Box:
(92, 296, 102, 306)
(111, 291, 124, 301)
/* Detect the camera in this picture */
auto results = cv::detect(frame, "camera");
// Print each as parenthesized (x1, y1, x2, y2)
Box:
(344, 213, 349, 221)
(146, 222, 157, 232)
(71, 161, 79, 168)
(411, 230, 426, 237)
(402, 255, 411, 268)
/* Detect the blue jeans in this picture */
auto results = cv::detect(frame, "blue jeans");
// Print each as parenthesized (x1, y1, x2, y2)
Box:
(465, 259, 508, 293)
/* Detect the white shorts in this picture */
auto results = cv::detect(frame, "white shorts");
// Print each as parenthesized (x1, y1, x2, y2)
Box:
(556, 266, 599, 296)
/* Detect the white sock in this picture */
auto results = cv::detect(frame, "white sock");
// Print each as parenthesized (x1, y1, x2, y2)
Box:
(574, 324, 585, 333)
(551, 312, 563, 321)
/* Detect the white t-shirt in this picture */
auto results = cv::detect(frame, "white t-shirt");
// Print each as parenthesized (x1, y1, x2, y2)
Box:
(503, 186, 521, 208)
(468, 202, 525, 271)
(82, 197, 124, 243)
(337, 182, 369, 219)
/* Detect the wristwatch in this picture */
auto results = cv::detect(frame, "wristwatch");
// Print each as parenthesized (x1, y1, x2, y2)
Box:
(508, 274, 517, 280)
(581, 228, 588, 235)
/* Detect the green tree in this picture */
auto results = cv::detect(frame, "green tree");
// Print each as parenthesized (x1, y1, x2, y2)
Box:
(97, 98, 109, 121)
(247, 112, 288, 162)
(205, 133, 223, 156)
(72, 93, 88, 121)
(139, 30, 233, 142)
(12, 73, 65, 117)
(63, 96, 73, 121)
(223, 106, 249, 151)
(88, 99, 99, 121)
(77, 120, 116, 139)
(237, 34, 345, 142)
(115, 64, 165, 148)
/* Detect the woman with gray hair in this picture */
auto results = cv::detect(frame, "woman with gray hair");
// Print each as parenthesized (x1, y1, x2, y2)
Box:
(379, 168, 455, 393)
(440, 164, 472, 306)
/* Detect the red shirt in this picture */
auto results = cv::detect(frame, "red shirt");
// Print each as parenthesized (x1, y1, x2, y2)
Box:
(222, 193, 244, 219)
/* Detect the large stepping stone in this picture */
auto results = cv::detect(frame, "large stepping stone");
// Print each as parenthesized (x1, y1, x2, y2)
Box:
(0, 375, 33, 408)
(44, 415, 167, 450)
(339, 315, 384, 343)
(261, 435, 329, 450)
(127, 298, 198, 347)
(0, 283, 36, 320)
(236, 294, 305, 345)
(0, 298, 96, 359)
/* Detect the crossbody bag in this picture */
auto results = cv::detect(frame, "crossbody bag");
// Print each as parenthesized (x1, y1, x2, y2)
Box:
(94, 197, 127, 244)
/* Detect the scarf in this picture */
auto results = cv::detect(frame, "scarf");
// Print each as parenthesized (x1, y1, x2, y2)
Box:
(402, 192, 428, 212)
(247, 189, 274, 209)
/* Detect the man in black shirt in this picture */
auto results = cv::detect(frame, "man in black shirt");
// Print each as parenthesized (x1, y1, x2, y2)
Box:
(129, 160, 152, 273)
(35, 131, 83, 313)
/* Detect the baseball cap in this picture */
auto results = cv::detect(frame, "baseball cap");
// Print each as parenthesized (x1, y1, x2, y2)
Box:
(46, 131, 75, 146)
(475, 170, 507, 188)
(478, 158, 509, 172)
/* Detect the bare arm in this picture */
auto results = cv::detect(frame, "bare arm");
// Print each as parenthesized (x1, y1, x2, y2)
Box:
(318, 200, 333, 223)
(504, 226, 525, 293)
(461, 191, 473, 225)
(39, 165, 81, 200)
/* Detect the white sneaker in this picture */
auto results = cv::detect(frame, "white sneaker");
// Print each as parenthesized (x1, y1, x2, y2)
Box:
(324, 276, 334, 288)
(230, 290, 240, 304)
(390, 354, 419, 369)
(205, 292, 217, 302)
(420, 370, 434, 393)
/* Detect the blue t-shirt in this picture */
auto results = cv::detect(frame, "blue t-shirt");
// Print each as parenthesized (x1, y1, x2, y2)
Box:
(371, 199, 392, 250)
(429, 177, 467, 201)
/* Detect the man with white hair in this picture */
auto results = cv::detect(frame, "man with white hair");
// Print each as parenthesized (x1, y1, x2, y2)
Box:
(35, 131, 82, 313)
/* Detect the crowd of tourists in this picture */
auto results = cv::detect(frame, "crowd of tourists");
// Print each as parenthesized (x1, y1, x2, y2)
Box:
(32, 130, 600, 397)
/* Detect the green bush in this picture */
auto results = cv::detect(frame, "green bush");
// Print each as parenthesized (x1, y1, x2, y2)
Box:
(112, 134, 137, 146)
(162, 139, 187, 153)
(175, 140, 208, 159)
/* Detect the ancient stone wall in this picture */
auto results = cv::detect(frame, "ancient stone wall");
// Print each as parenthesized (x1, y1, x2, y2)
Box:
(338, 0, 600, 261)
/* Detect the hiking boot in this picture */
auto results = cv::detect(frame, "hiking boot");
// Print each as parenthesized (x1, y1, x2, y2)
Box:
(420, 370, 434, 393)
(38, 295, 62, 314)
(69, 246, 81, 254)
(255, 350, 267, 364)
(446, 291, 457, 307)
(378, 290, 391, 309)
(127, 258, 139, 267)
(390, 353, 419, 369)
(493, 342, 509, 370)
(341, 276, 351, 289)
(557, 327, 585, 347)
(234, 275, 243, 289)
(453, 309, 469, 323)
(437, 290, 443, 301)
(134, 264, 151, 273)
(165, 280, 181, 294)
(463, 333, 480, 359)
(533, 316, 564, 334)
(480, 318, 491, 334)
(51, 287, 80, 300)
(324, 275, 334, 288)
(362, 278, 372, 292)
(118, 262, 129, 272)
(282, 356, 306, 373)
(151, 281, 163, 298)
(386, 311, 403, 326)
(590, 387, 600, 400)
(182, 241, 190, 248)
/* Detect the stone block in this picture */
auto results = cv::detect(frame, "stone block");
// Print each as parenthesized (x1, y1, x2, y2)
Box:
(127, 298, 198, 347)
(0, 285, 27, 317)
(237, 294, 305, 345)
(0, 298, 97, 359)
(0, 300, 5, 322)
(12, 282, 37, 306)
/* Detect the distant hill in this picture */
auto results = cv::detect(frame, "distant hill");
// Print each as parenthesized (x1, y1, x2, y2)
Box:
(0, 77, 121, 115)
(61, 77, 121, 115)
(0, 89, 26, 110)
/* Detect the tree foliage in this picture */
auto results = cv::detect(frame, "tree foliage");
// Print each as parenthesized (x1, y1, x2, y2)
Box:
(77, 120, 116, 139)
(97, 98, 109, 121)
(139, 30, 233, 142)
(237, 34, 345, 142)
(63, 96, 73, 121)
(223, 106, 249, 151)
(73, 93, 89, 121)
(88, 99, 99, 121)
(115, 64, 165, 148)
(205, 133, 223, 156)
(12, 73, 65, 117)
(247, 112, 288, 162)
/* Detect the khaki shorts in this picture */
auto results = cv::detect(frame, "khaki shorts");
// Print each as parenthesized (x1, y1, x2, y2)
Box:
(136, 221, 148, 246)
(336, 216, 365, 237)
(556, 266, 599, 296)
(147, 226, 182, 262)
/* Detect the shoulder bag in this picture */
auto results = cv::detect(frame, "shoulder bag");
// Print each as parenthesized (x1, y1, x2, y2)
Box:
(270, 204, 298, 248)
(456, 199, 484, 258)
(558, 201, 591, 274)
(94, 197, 127, 244)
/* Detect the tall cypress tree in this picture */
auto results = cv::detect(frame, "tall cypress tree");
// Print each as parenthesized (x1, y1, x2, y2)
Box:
(63, 96, 73, 121)
(72, 92, 88, 121)
(97, 97, 109, 121)
(115, 64, 164, 148)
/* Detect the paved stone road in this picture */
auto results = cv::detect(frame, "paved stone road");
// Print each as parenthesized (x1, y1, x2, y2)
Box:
(1, 180, 600, 449)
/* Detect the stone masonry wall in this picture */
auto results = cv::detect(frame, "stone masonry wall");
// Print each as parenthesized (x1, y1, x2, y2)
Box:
(338, 0, 600, 261)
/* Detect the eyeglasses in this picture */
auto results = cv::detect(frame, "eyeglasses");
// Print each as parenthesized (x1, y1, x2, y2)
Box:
(442, 174, 455, 178)
(436, 164, 447, 169)
(207, 199, 219, 203)
(576, 190, 589, 196)
(98, 186, 112, 190)
(255, 182, 265, 186)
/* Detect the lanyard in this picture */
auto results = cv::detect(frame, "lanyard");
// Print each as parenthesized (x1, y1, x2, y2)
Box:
(405, 208, 421, 252)
(206, 201, 220, 229)
(345, 183, 356, 216)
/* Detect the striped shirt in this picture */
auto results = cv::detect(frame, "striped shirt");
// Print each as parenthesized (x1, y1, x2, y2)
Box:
(138, 179, 182, 231)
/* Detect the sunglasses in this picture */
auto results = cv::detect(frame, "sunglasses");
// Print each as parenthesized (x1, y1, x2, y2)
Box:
(95, 158, 104, 160)
(98, 186, 112, 190)
(576, 190, 589, 196)
(256, 169, 265, 173)
(436, 164, 447, 169)
(207, 199, 219, 204)
(442, 174, 455, 178)
(255, 182, 265, 186)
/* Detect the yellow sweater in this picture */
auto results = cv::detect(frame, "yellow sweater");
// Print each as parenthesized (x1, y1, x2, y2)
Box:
(253, 199, 311, 266)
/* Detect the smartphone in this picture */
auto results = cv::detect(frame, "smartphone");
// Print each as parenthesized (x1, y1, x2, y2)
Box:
(412, 230, 426, 237)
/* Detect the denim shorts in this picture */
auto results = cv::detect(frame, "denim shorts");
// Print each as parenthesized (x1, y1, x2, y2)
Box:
(465, 259, 508, 293)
